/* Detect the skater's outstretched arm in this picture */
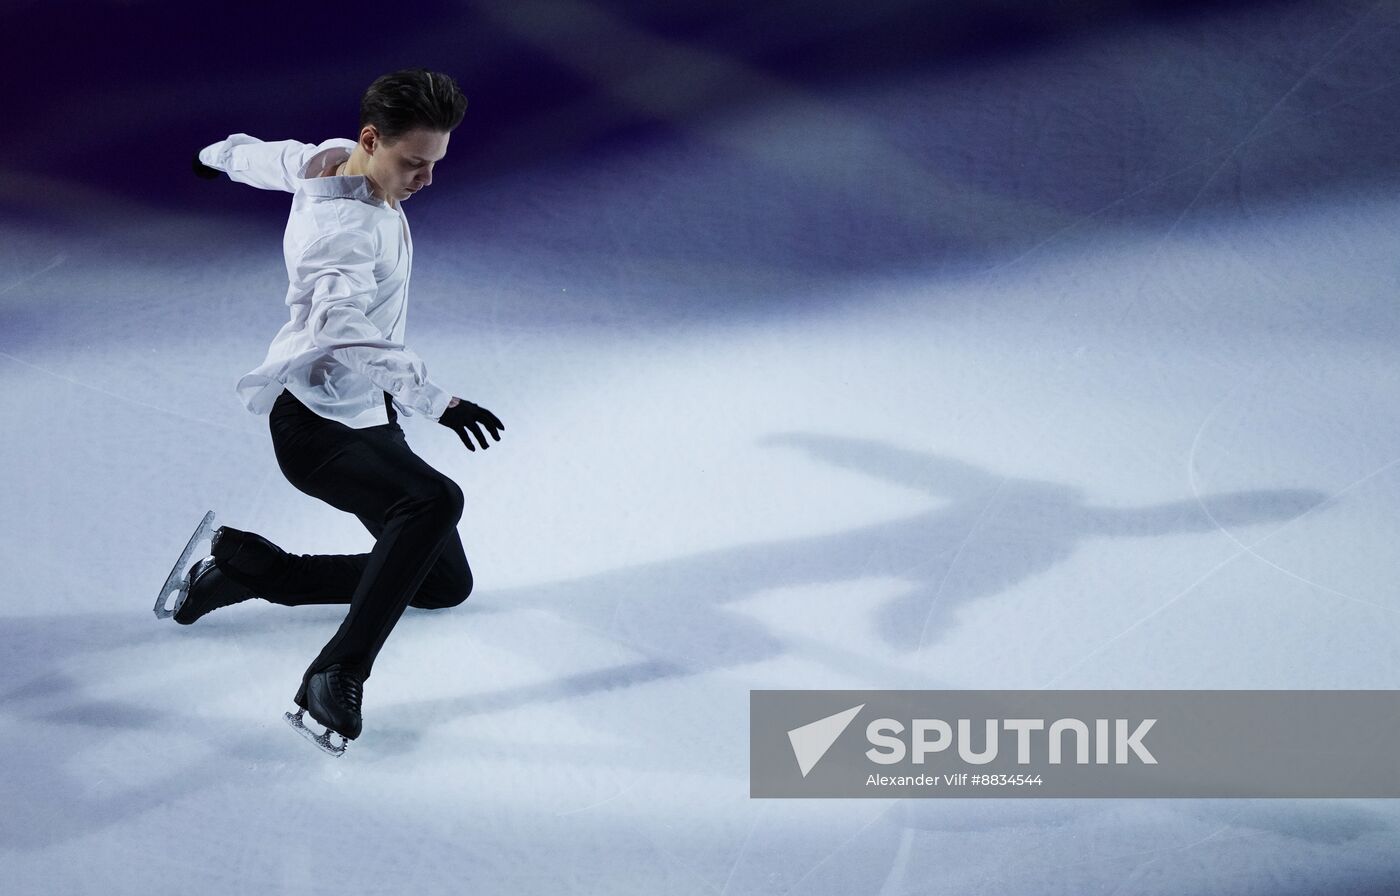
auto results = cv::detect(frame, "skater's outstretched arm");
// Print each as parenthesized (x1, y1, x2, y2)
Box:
(194, 133, 349, 193)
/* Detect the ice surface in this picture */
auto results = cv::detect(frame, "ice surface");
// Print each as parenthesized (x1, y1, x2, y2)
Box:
(4, 1, 1400, 893)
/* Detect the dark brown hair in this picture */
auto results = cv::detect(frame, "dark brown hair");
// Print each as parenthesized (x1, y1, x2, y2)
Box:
(360, 69, 467, 142)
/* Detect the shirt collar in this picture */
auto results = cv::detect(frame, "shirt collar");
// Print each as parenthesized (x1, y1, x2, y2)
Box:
(297, 141, 388, 207)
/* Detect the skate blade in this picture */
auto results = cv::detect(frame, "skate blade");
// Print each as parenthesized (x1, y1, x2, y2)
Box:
(154, 510, 216, 620)
(285, 708, 348, 757)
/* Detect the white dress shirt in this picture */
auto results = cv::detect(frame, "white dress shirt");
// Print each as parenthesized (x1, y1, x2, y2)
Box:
(198, 133, 453, 429)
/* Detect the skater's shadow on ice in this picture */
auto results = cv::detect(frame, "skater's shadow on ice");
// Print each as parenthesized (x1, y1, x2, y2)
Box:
(0, 612, 303, 849)
(0, 613, 171, 731)
(396, 433, 1326, 725)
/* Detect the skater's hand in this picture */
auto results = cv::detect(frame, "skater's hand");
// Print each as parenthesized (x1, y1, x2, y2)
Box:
(192, 152, 221, 180)
(438, 398, 504, 452)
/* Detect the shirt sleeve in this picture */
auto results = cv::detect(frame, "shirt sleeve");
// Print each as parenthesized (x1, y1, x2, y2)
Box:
(298, 230, 454, 420)
(197, 133, 315, 193)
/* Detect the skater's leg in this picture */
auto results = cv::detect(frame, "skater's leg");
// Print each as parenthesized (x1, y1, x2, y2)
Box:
(289, 435, 464, 682)
(210, 518, 471, 609)
(211, 528, 367, 606)
(407, 530, 472, 609)
(268, 391, 466, 682)
(219, 388, 472, 611)
(354, 511, 473, 610)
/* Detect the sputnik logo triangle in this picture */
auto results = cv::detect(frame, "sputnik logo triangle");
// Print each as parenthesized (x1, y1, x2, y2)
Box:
(787, 704, 865, 777)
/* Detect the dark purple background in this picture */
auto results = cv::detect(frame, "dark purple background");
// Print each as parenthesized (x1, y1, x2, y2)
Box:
(6, 0, 1396, 286)
(11, 0, 1341, 207)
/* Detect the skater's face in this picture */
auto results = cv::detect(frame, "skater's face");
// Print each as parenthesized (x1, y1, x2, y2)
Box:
(363, 126, 449, 203)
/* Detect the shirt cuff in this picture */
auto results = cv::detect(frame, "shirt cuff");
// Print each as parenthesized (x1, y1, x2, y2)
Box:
(397, 380, 452, 420)
(426, 383, 454, 420)
(198, 133, 260, 172)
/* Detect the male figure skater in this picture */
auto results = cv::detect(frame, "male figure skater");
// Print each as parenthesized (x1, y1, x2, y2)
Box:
(173, 69, 503, 755)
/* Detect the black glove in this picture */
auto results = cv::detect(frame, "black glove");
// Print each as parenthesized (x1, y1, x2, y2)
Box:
(192, 152, 221, 180)
(437, 399, 504, 452)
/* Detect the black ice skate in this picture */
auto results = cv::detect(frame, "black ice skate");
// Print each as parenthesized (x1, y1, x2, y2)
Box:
(173, 546, 259, 624)
(285, 665, 364, 757)
(154, 512, 260, 623)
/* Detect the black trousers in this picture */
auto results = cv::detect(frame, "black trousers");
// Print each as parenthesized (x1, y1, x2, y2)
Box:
(214, 389, 472, 685)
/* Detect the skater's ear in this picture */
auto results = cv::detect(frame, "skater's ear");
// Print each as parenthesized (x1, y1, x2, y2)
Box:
(358, 124, 382, 156)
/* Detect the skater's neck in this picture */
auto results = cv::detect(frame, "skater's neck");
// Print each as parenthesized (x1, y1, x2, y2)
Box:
(334, 148, 396, 209)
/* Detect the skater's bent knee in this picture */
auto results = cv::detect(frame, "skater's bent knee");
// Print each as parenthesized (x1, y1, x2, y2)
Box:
(433, 478, 464, 524)
(403, 477, 464, 526)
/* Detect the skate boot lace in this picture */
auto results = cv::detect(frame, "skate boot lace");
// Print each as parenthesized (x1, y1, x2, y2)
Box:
(329, 668, 363, 713)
